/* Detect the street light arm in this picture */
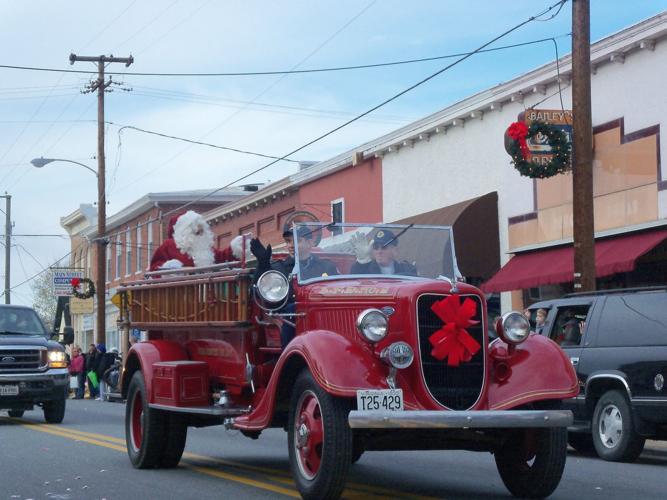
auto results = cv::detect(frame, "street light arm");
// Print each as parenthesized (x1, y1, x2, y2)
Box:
(30, 157, 98, 177)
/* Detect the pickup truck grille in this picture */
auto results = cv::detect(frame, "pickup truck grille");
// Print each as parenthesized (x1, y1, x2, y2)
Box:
(0, 347, 46, 372)
(416, 294, 485, 410)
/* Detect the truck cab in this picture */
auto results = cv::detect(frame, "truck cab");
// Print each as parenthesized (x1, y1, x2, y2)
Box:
(118, 223, 578, 499)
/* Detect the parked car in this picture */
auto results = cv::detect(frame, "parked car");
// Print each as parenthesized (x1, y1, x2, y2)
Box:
(118, 223, 578, 499)
(0, 304, 69, 423)
(530, 287, 667, 462)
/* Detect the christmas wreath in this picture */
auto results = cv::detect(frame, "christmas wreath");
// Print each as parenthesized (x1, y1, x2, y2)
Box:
(507, 120, 571, 178)
(71, 277, 95, 300)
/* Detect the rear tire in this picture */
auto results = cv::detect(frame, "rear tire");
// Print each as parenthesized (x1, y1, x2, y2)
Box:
(126, 372, 184, 468)
(159, 413, 188, 468)
(591, 390, 645, 462)
(495, 426, 567, 498)
(7, 410, 24, 418)
(43, 398, 66, 424)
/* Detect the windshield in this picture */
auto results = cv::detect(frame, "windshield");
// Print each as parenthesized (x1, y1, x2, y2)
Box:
(293, 223, 459, 283)
(0, 307, 48, 336)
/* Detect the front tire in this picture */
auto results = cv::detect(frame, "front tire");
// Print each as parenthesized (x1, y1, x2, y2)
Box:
(288, 370, 352, 500)
(591, 390, 645, 462)
(495, 426, 567, 498)
(43, 398, 66, 424)
(125, 371, 187, 468)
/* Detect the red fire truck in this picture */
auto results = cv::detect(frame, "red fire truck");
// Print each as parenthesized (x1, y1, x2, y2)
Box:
(118, 223, 578, 499)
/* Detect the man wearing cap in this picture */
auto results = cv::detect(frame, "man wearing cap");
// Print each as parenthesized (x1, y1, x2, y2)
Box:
(250, 225, 337, 347)
(251, 225, 338, 281)
(350, 229, 417, 276)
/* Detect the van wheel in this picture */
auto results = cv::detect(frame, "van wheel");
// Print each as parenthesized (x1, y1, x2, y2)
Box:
(288, 369, 352, 500)
(43, 398, 66, 424)
(495, 426, 567, 498)
(592, 390, 645, 462)
(7, 410, 24, 418)
(126, 372, 179, 468)
(568, 432, 595, 454)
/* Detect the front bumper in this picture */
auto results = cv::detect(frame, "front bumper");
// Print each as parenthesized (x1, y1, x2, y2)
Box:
(348, 409, 573, 429)
(0, 368, 69, 407)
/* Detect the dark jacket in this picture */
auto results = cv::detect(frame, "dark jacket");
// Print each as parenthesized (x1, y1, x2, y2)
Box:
(350, 259, 417, 276)
(298, 255, 338, 280)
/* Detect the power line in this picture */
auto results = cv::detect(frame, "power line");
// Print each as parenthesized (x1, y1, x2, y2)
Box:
(100, 0, 569, 244)
(0, 33, 571, 78)
(111, 123, 301, 163)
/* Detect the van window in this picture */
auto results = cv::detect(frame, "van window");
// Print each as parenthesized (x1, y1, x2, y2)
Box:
(597, 292, 667, 347)
(550, 305, 590, 347)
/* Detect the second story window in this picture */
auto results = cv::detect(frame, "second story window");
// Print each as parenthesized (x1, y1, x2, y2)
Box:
(146, 221, 153, 270)
(126, 228, 132, 276)
(136, 225, 142, 272)
(331, 198, 344, 236)
(115, 234, 122, 279)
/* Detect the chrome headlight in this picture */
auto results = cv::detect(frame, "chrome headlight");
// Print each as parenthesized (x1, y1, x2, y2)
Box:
(356, 309, 388, 343)
(381, 342, 414, 369)
(496, 311, 530, 345)
(256, 270, 289, 304)
(48, 350, 68, 368)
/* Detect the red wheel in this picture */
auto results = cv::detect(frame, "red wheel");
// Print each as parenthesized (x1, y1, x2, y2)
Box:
(125, 371, 187, 469)
(288, 370, 352, 500)
(294, 390, 324, 479)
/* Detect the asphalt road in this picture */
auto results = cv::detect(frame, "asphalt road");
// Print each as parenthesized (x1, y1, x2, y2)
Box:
(1, 399, 667, 499)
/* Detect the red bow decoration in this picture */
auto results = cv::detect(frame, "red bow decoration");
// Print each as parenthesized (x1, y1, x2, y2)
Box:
(428, 295, 481, 367)
(507, 122, 531, 161)
(71, 277, 81, 288)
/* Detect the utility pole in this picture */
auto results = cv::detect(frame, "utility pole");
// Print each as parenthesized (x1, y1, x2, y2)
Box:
(571, 0, 596, 292)
(2, 194, 11, 304)
(69, 54, 133, 344)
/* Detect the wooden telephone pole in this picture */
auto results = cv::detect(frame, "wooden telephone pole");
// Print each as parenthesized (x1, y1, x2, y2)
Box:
(69, 54, 134, 344)
(571, 0, 596, 292)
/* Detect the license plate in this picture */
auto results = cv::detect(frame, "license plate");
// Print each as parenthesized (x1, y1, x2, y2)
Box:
(356, 389, 403, 411)
(0, 385, 19, 396)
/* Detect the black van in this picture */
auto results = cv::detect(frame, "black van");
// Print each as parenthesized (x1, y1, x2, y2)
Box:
(530, 287, 667, 462)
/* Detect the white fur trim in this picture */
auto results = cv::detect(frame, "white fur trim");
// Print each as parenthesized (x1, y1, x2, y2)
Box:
(161, 259, 184, 270)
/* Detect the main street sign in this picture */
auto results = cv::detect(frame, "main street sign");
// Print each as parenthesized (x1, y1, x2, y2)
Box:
(52, 268, 85, 297)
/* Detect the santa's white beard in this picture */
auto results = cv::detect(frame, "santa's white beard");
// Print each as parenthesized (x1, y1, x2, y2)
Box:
(173, 212, 215, 267)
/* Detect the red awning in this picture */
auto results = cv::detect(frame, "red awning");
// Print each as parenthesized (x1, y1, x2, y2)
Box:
(482, 229, 667, 293)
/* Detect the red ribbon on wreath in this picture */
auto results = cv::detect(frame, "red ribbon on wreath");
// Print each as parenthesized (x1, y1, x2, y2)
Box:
(428, 295, 481, 367)
(71, 277, 81, 288)
(507, 122, 531, 161)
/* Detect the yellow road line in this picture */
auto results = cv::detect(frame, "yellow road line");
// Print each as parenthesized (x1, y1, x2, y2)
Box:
(5, 417, 440, 500)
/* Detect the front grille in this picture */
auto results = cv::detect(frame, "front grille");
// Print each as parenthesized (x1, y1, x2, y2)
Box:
(417, 294, 485, 410)
(0, 348, 45, 372)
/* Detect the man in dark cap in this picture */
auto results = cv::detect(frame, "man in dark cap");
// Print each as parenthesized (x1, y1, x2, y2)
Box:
(250, 225, 337, 347)
(350, 229, 417, 276)
(251, 225, 338, 281)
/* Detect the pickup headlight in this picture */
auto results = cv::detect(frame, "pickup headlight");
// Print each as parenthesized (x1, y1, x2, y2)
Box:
(48, 350, 68, 369)
(496, 311, 530, 345)
(356, 309, 388, 343)
(256, 270, 289, 304)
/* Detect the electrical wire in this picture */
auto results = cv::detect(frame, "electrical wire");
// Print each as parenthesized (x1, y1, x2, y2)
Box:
(0, 33, 571, 78)
(100, 0, 570, 244)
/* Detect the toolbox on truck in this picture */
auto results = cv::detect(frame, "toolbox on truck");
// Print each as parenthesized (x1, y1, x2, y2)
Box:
(152, 360, 209, 407)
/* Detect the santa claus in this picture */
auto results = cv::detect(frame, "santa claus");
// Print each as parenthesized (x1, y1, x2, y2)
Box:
(150, 211, 248, 271)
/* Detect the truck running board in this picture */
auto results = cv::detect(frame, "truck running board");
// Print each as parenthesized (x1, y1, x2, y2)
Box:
(149, 403, 251, 417)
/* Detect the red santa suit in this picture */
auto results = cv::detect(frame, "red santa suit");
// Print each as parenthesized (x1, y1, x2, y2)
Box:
(150, 211, 246, 271)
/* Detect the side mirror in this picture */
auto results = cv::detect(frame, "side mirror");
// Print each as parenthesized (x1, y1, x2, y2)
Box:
(54, 326, 74, 345)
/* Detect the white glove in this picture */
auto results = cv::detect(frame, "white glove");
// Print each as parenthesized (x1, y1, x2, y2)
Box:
(161, 259, 184, 270)
(350, 232, 372, 264)
(230, 233, 253, 259)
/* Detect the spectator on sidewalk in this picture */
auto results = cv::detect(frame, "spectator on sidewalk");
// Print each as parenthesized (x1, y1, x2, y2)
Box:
(68, 346, 85, 399)
(84, 343, 101, 399)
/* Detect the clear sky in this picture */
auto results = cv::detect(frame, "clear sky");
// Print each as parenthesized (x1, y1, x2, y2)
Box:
(0, 0, 665, 306)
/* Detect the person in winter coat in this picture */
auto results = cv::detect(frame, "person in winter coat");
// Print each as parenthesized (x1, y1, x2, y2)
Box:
(150, 211, 250, 271)
(68, 346, 85, 399)
(84, 343, 101, 399)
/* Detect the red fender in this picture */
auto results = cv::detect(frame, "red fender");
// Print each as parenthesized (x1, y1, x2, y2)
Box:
(234, 330, 386, 431)
(123, 340, 190, 403)
(486, 333, 579, 410)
